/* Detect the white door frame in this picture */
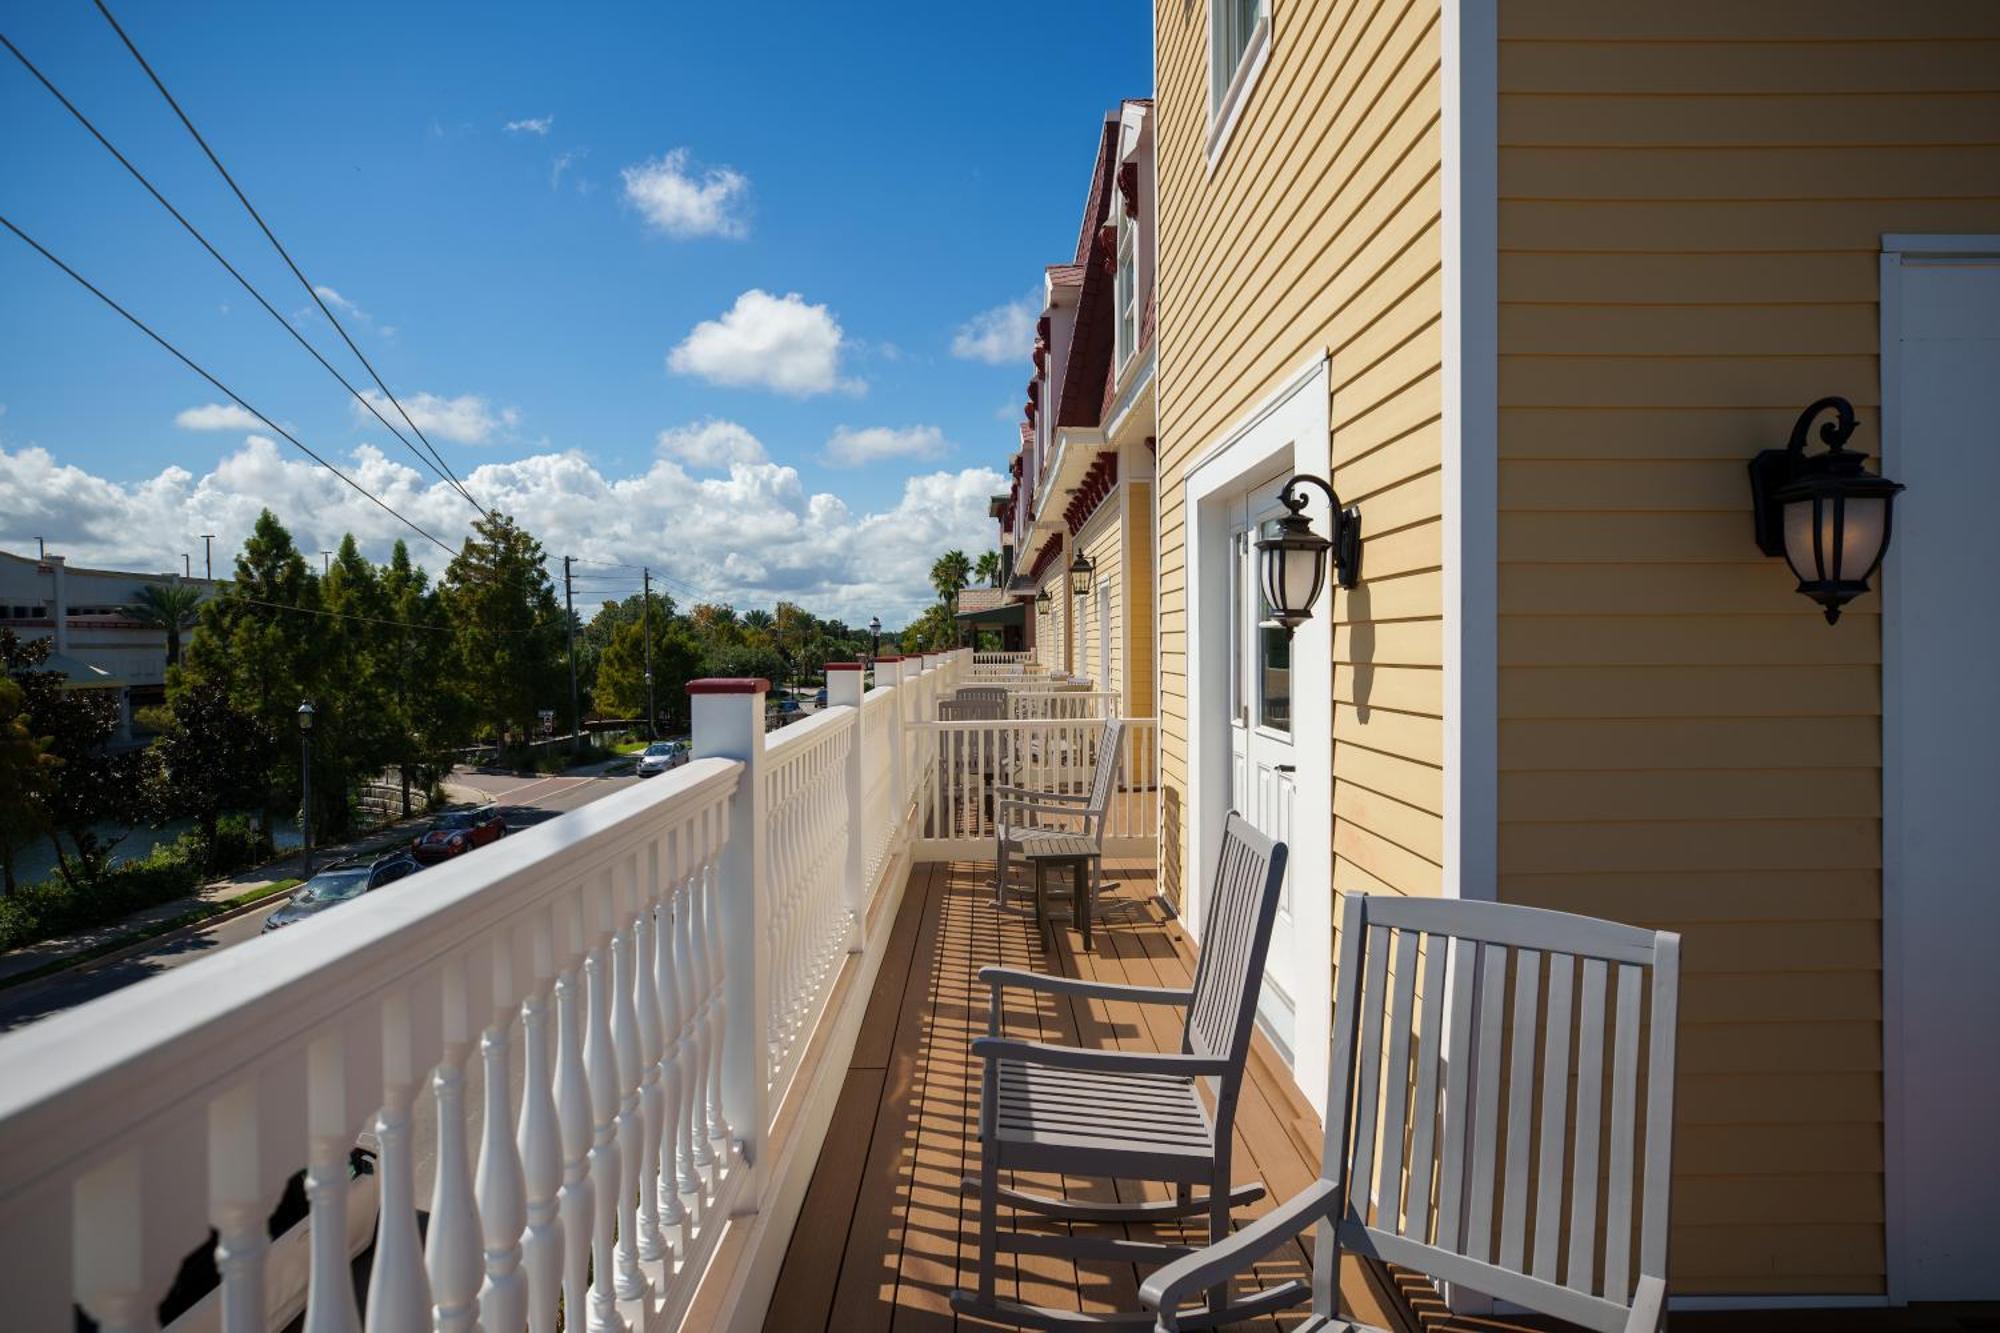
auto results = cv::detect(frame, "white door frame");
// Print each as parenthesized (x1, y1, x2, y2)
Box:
(1184, 351, 1335, 1115)
(1879, 231, 2000, 1305)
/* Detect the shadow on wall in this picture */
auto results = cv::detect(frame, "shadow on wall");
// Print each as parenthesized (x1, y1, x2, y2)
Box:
(1161, 784, 1182, 912)
(1343, 583, 1374, 723)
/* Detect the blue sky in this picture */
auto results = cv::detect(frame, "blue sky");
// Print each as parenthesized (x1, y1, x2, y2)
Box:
(0, 2, 1150, 619)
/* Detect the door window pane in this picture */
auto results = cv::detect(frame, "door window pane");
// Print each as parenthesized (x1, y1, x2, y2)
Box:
(1257, 518, 1291, 732)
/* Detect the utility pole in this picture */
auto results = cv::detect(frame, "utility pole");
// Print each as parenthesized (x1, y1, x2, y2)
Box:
(321, 550, 332, 577)
(642, 568, 656, 741)
(201, 534, 215, 580)
(182, 554, 191, 578)
(35, 537, 44, 560)
(563, 556, 582, 755)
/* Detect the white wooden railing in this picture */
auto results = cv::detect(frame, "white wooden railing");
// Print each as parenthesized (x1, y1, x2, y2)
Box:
(971, 651, 1033, 667)
(912, 716, 1159, 860)
(0, 649, 974, 1333)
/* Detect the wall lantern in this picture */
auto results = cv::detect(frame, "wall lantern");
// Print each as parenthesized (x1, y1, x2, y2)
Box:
(1069, 550, 1096, 599)
(1036, 588, 1051, 612)
(1254, 474, 1362, 632)
(1748, 396, 1904, 624)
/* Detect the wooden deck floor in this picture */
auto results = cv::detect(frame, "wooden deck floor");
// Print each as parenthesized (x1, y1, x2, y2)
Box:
(763, 857, 1408, 1333)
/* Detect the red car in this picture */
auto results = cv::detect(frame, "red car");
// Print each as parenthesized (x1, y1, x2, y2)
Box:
(410, 808, 507, 864)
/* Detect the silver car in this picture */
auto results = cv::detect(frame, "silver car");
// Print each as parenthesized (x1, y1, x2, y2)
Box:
(635, 740, 689, 777)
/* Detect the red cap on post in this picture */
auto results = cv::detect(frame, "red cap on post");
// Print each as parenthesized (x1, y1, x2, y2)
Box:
(685, 677, 770, 695)
(825, 662, 865, 671)
(874, 654, 904, 663)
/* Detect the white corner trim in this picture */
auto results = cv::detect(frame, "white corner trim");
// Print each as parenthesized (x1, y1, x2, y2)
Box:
(1205, 13, 1271, 173)
(1440, 0, 1498, 904)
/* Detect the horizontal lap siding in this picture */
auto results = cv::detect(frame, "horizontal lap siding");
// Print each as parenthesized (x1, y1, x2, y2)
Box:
(1081, 511, 1124, 696)
(1495, 2, 2000, 1295)
(1125, 481, 1156, 719)
(1153, 0, 1447, 926)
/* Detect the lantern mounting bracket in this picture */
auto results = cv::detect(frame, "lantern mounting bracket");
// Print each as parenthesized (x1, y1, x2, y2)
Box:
(1749, 396, 1859, 557)
(1279, 473, 1363, 591)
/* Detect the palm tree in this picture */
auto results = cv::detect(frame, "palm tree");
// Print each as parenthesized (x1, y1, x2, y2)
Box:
(741, 608, 775, 631)
(930, 550, 973, 604)
(130, 582, 206, 667)
(974, 550, 1002, 587)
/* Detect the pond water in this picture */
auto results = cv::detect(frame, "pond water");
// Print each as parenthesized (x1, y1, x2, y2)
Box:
(6, 816, 303, 888)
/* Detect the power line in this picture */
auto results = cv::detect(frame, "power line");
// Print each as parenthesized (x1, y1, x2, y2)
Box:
(92, 0, 485, 517)
(0, 212, 457, 560)
(0, 32, 486, 517)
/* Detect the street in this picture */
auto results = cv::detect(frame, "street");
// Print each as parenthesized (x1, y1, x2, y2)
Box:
(0, 765, 641, 1032)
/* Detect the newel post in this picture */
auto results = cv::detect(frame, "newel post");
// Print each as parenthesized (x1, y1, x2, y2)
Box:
(827, 662, 868, 953)
(689, 676, 769, 1209)
(879, 657, 908, 823)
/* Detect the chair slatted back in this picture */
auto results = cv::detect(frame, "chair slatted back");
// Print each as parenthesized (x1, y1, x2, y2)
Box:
(1321, 894, 1680, 1333)
(958, 686, 1009, 710)
(1182, 812, 1289, 1082)
(1077, 717, 1127, 838)
(939, 695, 1005, 722)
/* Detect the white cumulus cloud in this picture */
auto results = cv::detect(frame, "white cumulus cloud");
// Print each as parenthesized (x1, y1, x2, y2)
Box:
(505, 115, 553, 135)
(352, 390, 519, 445)
(621, 149, 750, 240)
(312, 285, 367, 320)
(825, 425, 950, 468)
(951, 295, 1038, 365)
(0, 439, 1002, 624)
(668, 289, 859, 397)
(656, 419, 768, 469)
(175, 403, 264, 432)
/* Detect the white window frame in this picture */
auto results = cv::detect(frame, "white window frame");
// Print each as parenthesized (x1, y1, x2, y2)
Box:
(1113, 213, 1138, 370)
(1206, 0, 1271, 171)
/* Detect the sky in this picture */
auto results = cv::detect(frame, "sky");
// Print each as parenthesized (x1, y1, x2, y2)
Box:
(0, 2, 1151, 624)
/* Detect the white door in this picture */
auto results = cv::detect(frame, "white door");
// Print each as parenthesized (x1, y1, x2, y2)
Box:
(1883, 242, 2000, 1300)
(1228, 484, 1299, 1060)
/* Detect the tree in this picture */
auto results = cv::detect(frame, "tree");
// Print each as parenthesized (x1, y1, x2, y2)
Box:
(1, 629, 130, 890)
(740, 608, 774, 632)
(974, 550, 1002, 588)
(0, 675, 57, 895)
(440, 512, 566, 746)
(129, 582, 206, 667)
(148, 681, 272, 855)
(597, 620, 702, 735)
(930, 550, 973, 603)
(380, 541, 470, 809)
(688, 603, 741, 647)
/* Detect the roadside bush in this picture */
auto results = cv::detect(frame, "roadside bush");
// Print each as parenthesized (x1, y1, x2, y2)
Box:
(0, 836, 205, 952)
(203, 814, 274, 875)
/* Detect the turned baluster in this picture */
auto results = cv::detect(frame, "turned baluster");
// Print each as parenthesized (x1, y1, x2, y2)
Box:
(517, 910, 565, 1333)
(700, 803, 733, 1152)
(582, 872, 627, 1332)
(209, 1082, 268, 1333)
(364, 991, 433, 1331)
(475, 936, 528, 1333)
(634, 837, 671, 1270)
(553, 895, 596, 1332)
(609, 860, 647, 1303)
(303, 1033, 362, 1333)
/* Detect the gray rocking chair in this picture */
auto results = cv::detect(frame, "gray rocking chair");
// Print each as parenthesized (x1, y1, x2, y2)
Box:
(993, 716, 1125, 913)
(951, 811, 1295, 1329)
(1139, 892, 1681, 1333)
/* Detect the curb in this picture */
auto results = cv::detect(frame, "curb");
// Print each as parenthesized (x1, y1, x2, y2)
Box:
(0, 880, 301, 999)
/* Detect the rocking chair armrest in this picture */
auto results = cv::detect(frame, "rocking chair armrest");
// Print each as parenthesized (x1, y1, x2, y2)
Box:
(1622, 1275, 1668, 1333)
(1138, 1178, 1344, 1316)
(998, 801, 1089, 823)
(970, 1037, 1230, 1079)
(993, 785, 1090, 803)
(978, 966, 1192, 1006)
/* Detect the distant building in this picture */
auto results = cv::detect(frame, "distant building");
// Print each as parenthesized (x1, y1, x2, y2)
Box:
(0, 548, 221, 739)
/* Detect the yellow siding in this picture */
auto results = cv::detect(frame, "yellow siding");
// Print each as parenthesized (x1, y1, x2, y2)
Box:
(1080, 512, 1124, 697)
(1153, 0, 1447, 915)
(1495, 3, 2000, 1294)
(1124, 480, 1156, 718)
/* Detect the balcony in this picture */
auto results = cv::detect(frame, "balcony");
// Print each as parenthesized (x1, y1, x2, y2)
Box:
(0, 649, 1187, 1333)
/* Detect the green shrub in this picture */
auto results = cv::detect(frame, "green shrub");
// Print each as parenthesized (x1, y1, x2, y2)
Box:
(0, 838, 205, 952)
(203, 814, 274, 874)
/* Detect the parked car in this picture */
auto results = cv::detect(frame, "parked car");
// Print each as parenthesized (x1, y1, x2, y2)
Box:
(635, 740, 689, 777)
(262, 855, 422, 933)
(814, 686, 828, 708)
(409, 807, 507, 864)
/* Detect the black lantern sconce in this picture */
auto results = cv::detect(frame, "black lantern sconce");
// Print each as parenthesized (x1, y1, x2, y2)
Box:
(1036, 587, 1051, 613)
(1069, 550, 1096, 599)
(1748, 396, 1904, 625)
(1254, 474, 1362, 632)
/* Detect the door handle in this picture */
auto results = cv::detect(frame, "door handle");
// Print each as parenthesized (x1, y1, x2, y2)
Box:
(1274, 764, 1295, 774)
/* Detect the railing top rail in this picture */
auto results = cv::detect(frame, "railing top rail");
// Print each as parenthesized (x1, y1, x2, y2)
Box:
(762, 699, 855, 765)
(0, 757, 744, 1204)
(917, 715, 1158, 730)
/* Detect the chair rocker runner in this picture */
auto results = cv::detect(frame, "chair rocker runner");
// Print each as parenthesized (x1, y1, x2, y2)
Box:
(1138, 893, 1682, 1333)
(951, 812, 1293, 1329)
(993, 716, 1125, 916)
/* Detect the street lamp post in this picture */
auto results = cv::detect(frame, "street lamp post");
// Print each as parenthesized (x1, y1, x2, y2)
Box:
(644, 671, 655, 741)
(296, 701, 316, 878)
(869, 615, 882, 666)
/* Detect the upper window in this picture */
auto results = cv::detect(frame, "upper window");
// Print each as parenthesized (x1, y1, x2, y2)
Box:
(1207, 0, 1270, 166)
(1114, 215, 1138, 369)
